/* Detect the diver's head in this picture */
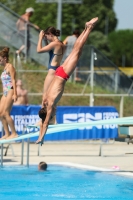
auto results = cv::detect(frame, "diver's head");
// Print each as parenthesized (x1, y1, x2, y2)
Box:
(38, 107, 47, 122)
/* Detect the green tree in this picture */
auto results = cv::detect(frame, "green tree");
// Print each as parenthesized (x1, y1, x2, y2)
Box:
(1, 0, 117, 35)
(62, 0, 117, 36)
(1, 0, 117, 58)
(108, 30, 133, 66)
(1, 0, 57, 28)
(89, 31, 111, 58)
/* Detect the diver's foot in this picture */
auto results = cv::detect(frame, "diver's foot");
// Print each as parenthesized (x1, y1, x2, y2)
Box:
(6, 133, 18, 140)
(36, 140, 44, 146)
(0, 135, 10, 140)
(36, 137, 44, 146)
(35, 139, 41, 144)
(35, 137, 41, 144)
(85, 17, 98, 29)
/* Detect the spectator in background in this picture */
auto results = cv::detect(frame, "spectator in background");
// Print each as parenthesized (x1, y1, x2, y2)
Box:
(16, 7, 39, 55)
(38, 161, 47, 171)
(13, 79, 28, 105)
(63, 29, 82, 82)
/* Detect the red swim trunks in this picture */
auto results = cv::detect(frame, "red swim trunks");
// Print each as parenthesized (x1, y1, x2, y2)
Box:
(55, 66, 69, 81)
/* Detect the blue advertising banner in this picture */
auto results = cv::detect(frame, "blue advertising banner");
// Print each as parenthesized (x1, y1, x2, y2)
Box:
(0, 105, 119, 141)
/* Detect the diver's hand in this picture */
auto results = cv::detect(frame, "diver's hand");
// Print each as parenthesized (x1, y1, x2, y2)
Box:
(39, 30, 45, 39)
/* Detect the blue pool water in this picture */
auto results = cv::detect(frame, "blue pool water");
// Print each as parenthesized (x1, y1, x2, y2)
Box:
(0, 165, 133, 200)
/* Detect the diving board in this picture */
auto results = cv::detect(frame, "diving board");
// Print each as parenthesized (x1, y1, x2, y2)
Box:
(27, 116, 133, 129)
(0, 116, 133, 144)
(6, 105, 125, 141)
(0, 126, 78, 144)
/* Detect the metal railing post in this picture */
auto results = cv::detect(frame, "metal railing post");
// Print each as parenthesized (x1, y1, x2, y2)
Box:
(37, 144, 41, 156)
(21, 126, 26, 165)
(21, 140, 24, 165)
(0, 144, 3, 167)
(57, 0, 62, 37)
(90, 46, 94, 91)
(24, 23, 28, 63)
(26, 138, 30, 167)
(0, 126, 4, 167)
(90, 92, 94, 106)
(114, 69, 119, 93)
(120, 96, 124, 117)
(99, 144, 103, 156)
(13, 52, 16, 68)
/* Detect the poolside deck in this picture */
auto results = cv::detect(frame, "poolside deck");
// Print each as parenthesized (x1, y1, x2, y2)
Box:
(1, 141, 133, 172)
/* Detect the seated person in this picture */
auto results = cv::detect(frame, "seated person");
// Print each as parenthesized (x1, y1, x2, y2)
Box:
(14, 79, 28, 105)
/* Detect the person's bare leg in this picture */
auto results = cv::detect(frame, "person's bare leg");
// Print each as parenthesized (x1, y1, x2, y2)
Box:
(0, 96, 11, 139)
(72, 17, 98, 49)
(63, 17, 98, 76)
(0, 118, 11, 139)
(16, 45, 25, 54)
(43, 70, 55, 93)
(5, 112, 18, 139)
(2, 90, 18, 139)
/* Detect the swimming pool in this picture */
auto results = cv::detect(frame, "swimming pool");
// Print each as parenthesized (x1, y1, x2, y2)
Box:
(0, 165, 133, 200)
